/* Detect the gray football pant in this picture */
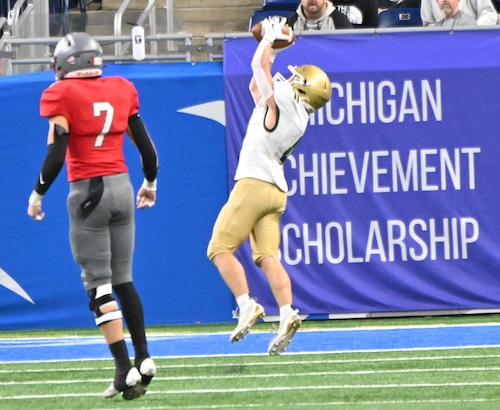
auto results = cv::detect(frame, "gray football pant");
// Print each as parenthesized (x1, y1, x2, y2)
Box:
(67, 173, 135, 291)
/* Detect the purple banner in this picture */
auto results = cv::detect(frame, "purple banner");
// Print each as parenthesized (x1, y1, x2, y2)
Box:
(223, 30, 500, 317)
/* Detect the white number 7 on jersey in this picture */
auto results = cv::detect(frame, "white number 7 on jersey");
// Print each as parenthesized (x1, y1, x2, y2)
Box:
(93, 102, 115, 147)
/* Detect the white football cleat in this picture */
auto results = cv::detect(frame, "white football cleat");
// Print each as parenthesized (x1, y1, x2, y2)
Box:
(230, 300, 265, 343)
(103, 366, 142, 400)
(268, 309, 302, 356)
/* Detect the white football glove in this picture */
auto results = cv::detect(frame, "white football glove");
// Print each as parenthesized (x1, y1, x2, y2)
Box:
(261, 18, 276, 44)
(270, 16, 293, 41)
(262, 16, 293, 44)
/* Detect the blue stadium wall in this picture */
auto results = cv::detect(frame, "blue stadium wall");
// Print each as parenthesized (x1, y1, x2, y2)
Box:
(2, 29, 500, 330)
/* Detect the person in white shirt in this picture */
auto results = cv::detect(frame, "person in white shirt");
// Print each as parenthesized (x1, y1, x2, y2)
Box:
(421, 0, 498, 25)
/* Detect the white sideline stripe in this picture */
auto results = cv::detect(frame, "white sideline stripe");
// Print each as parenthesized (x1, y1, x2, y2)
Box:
(89, 398, 500, 410)
(2, 348, 500, 366)
(2, 353, 500, 373)
(2, 324, 500, 363)
(1, 322, 500, 347)
(2, 321, 500, 346)
(4, 345, 500, 364)
(3, 382, 500, 400)
(3, 367, 500, 385)
(88, 398, 500, 409)
(0, 334, 188, 347)
(143, 381, 500, 393)
(3, 343, 500, 358)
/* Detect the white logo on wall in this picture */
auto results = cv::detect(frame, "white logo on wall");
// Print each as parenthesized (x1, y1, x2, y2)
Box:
(0, 268, 34, 304)
(177, 100, 226, 126)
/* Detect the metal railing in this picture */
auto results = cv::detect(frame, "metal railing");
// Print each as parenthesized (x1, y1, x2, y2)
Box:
(1, 33, 193, 75)
(112, 0, 175, 56)
(114, 0, 157, 56)
(205, 32, 251, 62)
(10, 0, 33, 37)
(0, 0, 195, 75)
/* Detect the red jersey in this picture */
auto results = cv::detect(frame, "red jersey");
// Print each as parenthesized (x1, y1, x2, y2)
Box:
(40, 76, 140, 182)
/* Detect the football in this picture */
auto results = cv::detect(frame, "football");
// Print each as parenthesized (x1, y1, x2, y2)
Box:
(251, 20, 295, 49)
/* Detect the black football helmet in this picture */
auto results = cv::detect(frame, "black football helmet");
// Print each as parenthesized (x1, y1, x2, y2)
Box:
(52, 32, 103, 81)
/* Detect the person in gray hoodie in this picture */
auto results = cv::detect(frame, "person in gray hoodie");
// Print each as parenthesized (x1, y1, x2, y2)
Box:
(286, 0, 353, 31)
(421, 0, 498, 25)
(428, 0, 478, 27)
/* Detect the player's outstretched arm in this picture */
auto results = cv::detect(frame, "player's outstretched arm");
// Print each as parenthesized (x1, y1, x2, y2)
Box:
(250, 19, 276, 105)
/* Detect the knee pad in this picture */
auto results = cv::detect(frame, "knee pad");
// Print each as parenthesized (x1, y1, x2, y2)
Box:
(88, 284, 122, 326)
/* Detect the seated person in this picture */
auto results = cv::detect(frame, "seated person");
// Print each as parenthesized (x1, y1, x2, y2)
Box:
(287, 0, 353, 30)
(428, 0, 478, 26)
(421, 0, 498, 25)
(334, 0, 379, 28)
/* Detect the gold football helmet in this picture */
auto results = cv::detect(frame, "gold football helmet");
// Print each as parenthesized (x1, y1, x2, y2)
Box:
(288, 65, 332, 112)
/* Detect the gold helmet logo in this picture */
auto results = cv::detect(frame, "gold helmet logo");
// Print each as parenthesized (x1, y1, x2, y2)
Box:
(289, 65, 332, 112)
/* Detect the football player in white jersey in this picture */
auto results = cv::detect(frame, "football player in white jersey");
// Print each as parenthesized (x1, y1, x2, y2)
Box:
(207, 17, 332, 355)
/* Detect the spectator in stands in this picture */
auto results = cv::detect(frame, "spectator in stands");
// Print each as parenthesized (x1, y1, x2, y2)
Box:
(287, 0, 353, 30)
(334, 0, 379, 28)
(26, 32, 157, 400)
(70, 0, 86, 8)
(49, 0, 69, 36)
(49, 0, 87, 36)
(428, 0, 478, 26)
(69, 0, 88, 33)
(421, 0, 498, 25)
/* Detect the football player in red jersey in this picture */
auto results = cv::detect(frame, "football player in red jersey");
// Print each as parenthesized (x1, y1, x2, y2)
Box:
(27, 32, 158, 400)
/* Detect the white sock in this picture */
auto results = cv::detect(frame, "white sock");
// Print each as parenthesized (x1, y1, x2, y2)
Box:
(236, 294, 252, 312)
(279, 304, 294, 322)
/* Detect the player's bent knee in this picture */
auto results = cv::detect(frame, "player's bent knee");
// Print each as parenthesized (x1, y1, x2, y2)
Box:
(207, 245, 228, 262)
(207, 241, 239, 261)
(87, 283, 122, 326)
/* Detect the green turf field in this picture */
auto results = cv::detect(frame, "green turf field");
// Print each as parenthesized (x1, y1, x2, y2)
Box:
(1, 315, 500, 409)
